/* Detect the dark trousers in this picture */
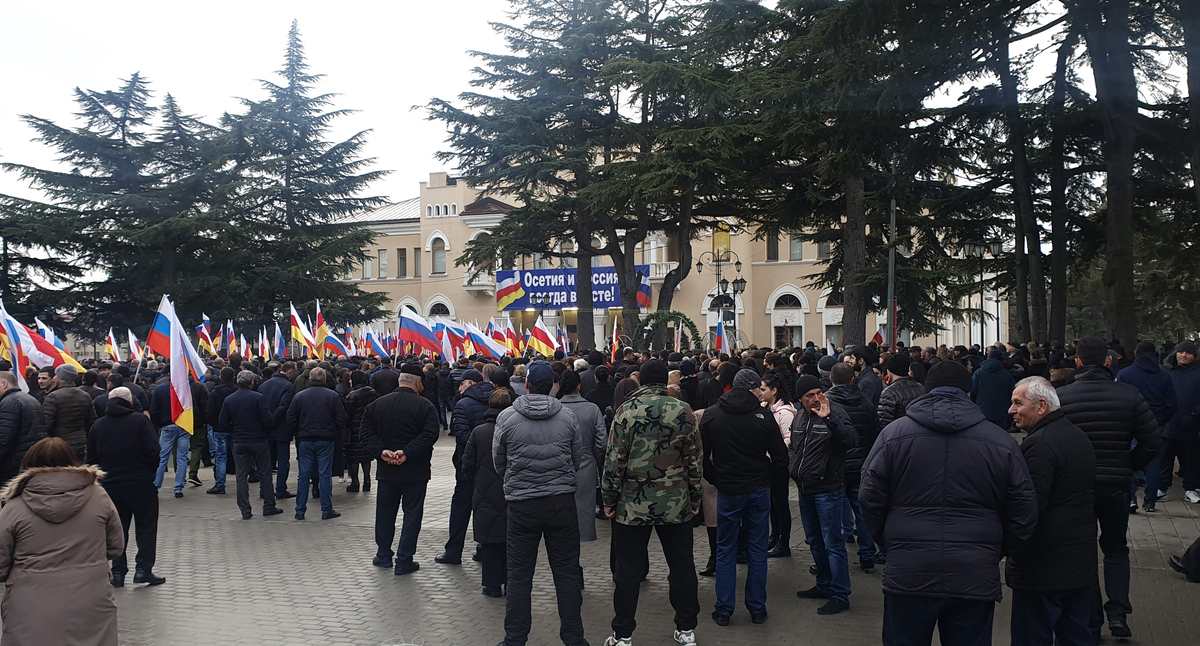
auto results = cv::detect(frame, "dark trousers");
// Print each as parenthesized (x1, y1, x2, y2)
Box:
(1011, 587, 1093, 646)
(1157, 438, 1200, 491)
(504, 493, 585, 646)
(883, 594, 994, 646)
(1180, 534, 1200, 582)
(187, 429, 208, 478)
(610, 520, 699, 639)
(347, 460, 372, 487)
(1090, 489, 1132, 632)
(103, 481, 158, 576)
(445, 448, 472, 557)
(768, 466, 791, 544)
(375, 479, 427, 565)
(274, 439, 292, 495)
(480, 542, 507, 588)
(233, 442, 276, 514)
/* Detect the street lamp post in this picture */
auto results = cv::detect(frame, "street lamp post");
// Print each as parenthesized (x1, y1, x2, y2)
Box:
(696, 251, 746, 350)
(964, 239, 1004, 351)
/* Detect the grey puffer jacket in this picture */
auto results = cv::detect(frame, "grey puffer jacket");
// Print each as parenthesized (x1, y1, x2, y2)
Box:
(493, 394, 583, 502)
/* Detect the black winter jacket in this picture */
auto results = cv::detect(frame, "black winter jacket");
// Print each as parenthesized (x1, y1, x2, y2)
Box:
(360, 387, 440, 482)
(1116, 354, 1177, 427)
(1005, 410, 1098, 591)
(422, 371, 440, 410)
(452, 382, 495, 444)
(462, 407, 507, 544)
(437, 368, 455, 401)
(42, 384, 97, 455)
(218, 387, 274, 444)
(0, 389, 45, 482)
(789, 397, 857, 494)
(1166, 358, 1200, 442)
(87, 397, 158, 487)
(824, 384, 876, 487)
(206, 382, 238, 432)
(858, 387, 1038, 601)
(286, 385, 347, 442)
(258, 373, 296, 441)
(772, 366, 798, 404)
(343, 385, 379, 463)
(1057, 365, 1159, 491)
(877, 377, 925, 430)
(699, 389, 788, 496)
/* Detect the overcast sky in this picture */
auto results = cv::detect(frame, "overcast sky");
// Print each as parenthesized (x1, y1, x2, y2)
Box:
(0, 0, 513, 203)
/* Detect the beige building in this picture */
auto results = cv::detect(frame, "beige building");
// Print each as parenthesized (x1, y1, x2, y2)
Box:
(346, 172, 1006, 352)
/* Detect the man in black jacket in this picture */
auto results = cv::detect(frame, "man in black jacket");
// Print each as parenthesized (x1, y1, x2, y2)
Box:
(1057, 337, 1159, 641)
(0, 371, 45, 486)
(219, 370, 283, 519)
(793, 370, 858, 615)
(824, 364, 879, 574)
(699, 368, 788, 626)
(361, 369, 440, 575)
(1006, 377, 1097, 646)
(259, 361, 297, 500)
(371, 358, 400, 395)
(438, 368, 494, 565)
(877, 353, 924, 430)
(88, 387, 164, 587)
(285, 367, 346, 520)
(859, 360, 1037, 646)
(204, 369, 239, 495)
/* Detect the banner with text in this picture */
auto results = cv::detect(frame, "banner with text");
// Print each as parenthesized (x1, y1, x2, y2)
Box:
(495, 266, 650, 311)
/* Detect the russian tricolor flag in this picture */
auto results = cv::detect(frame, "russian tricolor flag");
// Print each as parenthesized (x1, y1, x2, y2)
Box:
(398, 308, 441, 355)
(637, 273, 652, 308)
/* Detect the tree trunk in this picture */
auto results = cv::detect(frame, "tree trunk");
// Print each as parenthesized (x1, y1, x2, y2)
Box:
(1184, 0, 1200, 209)
(842, 175, 868, 349)
(1047, 30, 1079, 345)
(1083, 0, 1139, 345)
(606, 220, 647, 350)
(574, 217, 597, 351)
(995, 38, 1033, 344)
(656, 188, 694, 312)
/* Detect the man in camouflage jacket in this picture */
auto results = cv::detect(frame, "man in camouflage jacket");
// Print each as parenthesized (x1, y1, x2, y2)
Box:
(600, 360, 703, 646)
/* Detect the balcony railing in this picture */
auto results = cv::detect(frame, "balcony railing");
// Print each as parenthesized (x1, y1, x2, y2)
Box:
(463, 269, 494, 296)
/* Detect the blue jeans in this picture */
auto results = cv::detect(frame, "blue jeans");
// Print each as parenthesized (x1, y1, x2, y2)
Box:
(798, 489, 851, 603)
(154, 425, 190, 493)
(844, 484, 879, 565)
(296, 440, 334, 515)
(209, 430, 229, 489)
(715, 487, 770, 617)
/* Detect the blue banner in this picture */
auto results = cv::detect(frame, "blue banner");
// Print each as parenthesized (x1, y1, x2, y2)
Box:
(495, 266, 650, 311)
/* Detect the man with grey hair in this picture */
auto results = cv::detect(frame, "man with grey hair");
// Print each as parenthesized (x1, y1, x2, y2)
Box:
(1006, 376, 1097, 645)
(219, 370, 282, 519)
(0, 370, 45, 485)
(42, 363, 96, 462)
(286, 366, 345, 520)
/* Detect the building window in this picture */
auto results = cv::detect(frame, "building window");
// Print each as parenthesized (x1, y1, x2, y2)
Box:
(451, 203, 458, 215)
(432, 238, 447, 274)
(378, 249, 388, 279)
(774, 326, 803, 349)
(710, 294, 735, 310)
(818, 241, 831, 259)
(363, 256, 373, 280)
(397, 248, 407, 278)
(442, 204, 449, 217)
(766, 233, 778, 262)
(534, 253, 550, 270)
(426, 205, 432, 217)
(429, 302, 451, 317)
(775, 294, 803, 309)
(413, 248, 421, 277)
(561, 243, 576, 268)
(825, 325, 842, 348)
(789, 234, 803, 261)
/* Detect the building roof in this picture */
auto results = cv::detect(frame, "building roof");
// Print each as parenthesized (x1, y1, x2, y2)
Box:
(340, 197, 421, 224)
(460, 197, 517, 216)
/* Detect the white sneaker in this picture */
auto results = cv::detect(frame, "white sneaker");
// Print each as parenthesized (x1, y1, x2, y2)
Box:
(674, 629, 697, 645)
(338, 477, 345, 483)
(1156, 489, 1170, 502)
(603, 636, 631, 646)
(1186, 490, 1200, 504)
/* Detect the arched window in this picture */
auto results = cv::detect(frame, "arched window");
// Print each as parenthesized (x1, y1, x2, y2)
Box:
(432, 238, 447, 274)
(442, 204, 449, 217)
(429, 302, 451, 317)
(451, 203, 458, 215)
(472, 232, 496, 272)
(775, 294, 804, 309)
(710, 294, 735, 310)
(434, 204, 441, 216)
(426, 205, 432, 217)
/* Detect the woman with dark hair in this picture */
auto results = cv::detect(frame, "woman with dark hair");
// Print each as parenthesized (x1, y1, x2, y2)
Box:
(716, 362, 740, 392)
(0, 437, 123, 645)
(908, 361, 927, 385)
(462, 389, 513, 597)
(693, 378, 725, 577)
(343, 371, 378, 492)
(585, 365, 614, 415)
(612, 377, 641, 415)
(765, 352, 799, 403)
(759, 373, 797, 557)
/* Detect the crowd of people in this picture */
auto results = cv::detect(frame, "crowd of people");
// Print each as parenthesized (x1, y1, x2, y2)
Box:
(0, 334, 1197, 645)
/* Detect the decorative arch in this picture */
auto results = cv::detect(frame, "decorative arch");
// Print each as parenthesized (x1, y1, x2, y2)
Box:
(469, 229, 492, 242)
(424, 293, 456, 320)
(816, 288, 843, 312)
(425, 230, 450, 252)
(392, 296, 421, 319)
(764, 283, 811, 314)
(700, 287, 745, 315)
(451, 203, 458, 215)
(442, 204, 449, 217)
(426, 205, 433, 217)
(434, 204, 441, 216)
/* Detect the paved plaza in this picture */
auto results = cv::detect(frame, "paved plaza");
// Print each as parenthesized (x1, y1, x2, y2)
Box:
(113, 432, 1200, 646)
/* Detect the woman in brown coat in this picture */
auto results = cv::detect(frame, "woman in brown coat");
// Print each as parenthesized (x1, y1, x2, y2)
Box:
(0, 437, 124, 646)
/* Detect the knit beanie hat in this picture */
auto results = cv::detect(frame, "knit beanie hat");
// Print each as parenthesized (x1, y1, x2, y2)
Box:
(732, 368, 762, 391)
(925, 360, 972, 394)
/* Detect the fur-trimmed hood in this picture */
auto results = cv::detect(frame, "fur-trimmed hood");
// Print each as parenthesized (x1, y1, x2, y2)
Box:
(1, 465, 105, 523)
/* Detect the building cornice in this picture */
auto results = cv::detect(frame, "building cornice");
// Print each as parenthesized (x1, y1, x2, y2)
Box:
(460, 213, 506, 229)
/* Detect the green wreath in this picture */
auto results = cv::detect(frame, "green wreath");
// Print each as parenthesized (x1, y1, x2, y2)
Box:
(633, 310, 705, 351)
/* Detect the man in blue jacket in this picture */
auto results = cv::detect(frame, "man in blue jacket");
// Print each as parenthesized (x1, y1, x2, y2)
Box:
(258, 361, 297, 500)
(1163, 341, 1200, 505)
(972, 350, 1016, 430)
(1117, 342, 1177, 512)
(219, 370, 283, 520)
(285, 367, 346, 520)
(437, 368, 494, 564)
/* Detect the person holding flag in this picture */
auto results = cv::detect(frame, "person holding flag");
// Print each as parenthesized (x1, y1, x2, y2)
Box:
(146, 296, 207, 497)
(128, 330, 143, 364)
